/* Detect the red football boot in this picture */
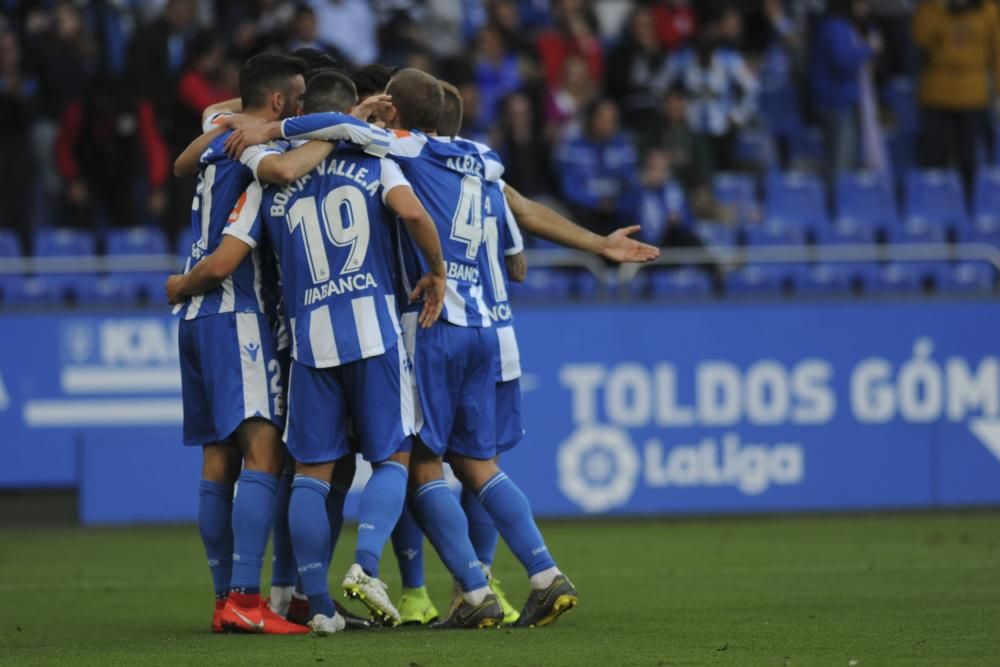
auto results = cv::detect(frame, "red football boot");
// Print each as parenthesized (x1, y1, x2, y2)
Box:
(212, 598, 226, 633)
(220, 593, 309, 634)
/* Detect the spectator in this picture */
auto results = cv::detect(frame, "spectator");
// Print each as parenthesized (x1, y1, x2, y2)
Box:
(651, 0, 698, 52)
(663, 6, 758, 171)
(639, 88, 715, 218)
(545, 54, 597, 134)
(758, 0, 805, 168)
(177, 31, 233, 121)
(808, 0, 876, 185)
(495, 91, 555, 198)
(488, 0, 537, 58)
(0, 28, 39, 238)
(307, 0, 378, 68)
(620, 149, 692, 247)
(536, 0, 604, 89)
(604, 6, 672, 129)
(286, 5, 328, 55)
(554, 97, 638, 235)
(474, 24, 522, 127)
(914, 0, 1000, 198)
(128, 0, 198, 122)
(55, 76, 170, 230)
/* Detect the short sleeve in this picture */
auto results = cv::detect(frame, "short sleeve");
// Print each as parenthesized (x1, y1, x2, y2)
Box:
(378, 158, 413, 204)
(223, 183, 264, 249)
(203, 111, 230, 134)
(240, 142, 286, 182)
(499, 182, 524, 255)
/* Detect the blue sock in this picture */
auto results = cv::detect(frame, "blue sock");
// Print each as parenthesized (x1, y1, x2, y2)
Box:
(289, 475, 335, 618)
(392, 505, 425, 589)
(326, 482, 348, 561)
(410, 480, 487, 592)
(462, 487, 499, 567)
(230, 470, 279, 594)
(270, 469, 296, 587)
(477, 472, 556, 576)
(198, 480, 233, 599)
(355, 461, 407, 577)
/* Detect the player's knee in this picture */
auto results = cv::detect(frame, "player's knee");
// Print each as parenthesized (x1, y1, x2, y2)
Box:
(201, 443, 240, 483)
(449, 456, 499, 491)
(331, 454, 356, 488)
(237, 418, 284, 474)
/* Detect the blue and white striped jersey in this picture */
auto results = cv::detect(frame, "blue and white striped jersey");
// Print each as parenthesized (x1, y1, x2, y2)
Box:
(226, 147, 411, 368)
(480, 179, 524, 381)
(173, 130, 281, 320)
(282, 115, 503, 328)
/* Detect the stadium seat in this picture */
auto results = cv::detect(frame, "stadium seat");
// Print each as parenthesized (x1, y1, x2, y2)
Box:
(815, 216, 878, 245)
(509, 267, 573, 300)
(649, 268, 713, 298)
(105, 227, 169, 256)
(713, 172, 758, 224)
(1, 276, 61, 306)
(968, 167, 1000, 244)
(694, 222, 738, 248)
(902, 169, 968, 235)
(937, 261, 997, 293)
(34, 227, 97, 258)
(744, 217, 809, 246)
(723, 264, 790, 297)
(795, 264, 853, 295)
(0, 229, 22, 258)
(733, 128, 775, 169)
(835, 170, 898, 236)
(892, 215, 950, 243)
(75, 275, 131, 305)
(790, 126, 826, 165)
(765, 171, 827, 229)
(871, 262, 941, 293)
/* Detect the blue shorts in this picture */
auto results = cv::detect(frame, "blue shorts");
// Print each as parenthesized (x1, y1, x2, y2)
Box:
(496, 378, 524, 454)
(179, 312, 285, 447)
(284, 339, 414, 464)
(402, 313, 498, 459)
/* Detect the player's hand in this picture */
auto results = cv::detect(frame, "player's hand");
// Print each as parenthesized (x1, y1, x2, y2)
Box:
(599, 226, 661, 263)
(410, 272, 445, 328)
(165, 274, 186, 305)
(351, 94, 392, 122)
(224, 120, 279, 158)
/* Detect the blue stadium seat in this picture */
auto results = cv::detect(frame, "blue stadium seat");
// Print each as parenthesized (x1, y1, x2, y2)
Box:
(724, 264, 787, 297)
(713, 172, 758, 224)
(106, 227, 169, 256)
(835, 170, 898, 235)
(694, 222, 738, 247)
(509, 268, 573, 300)
(75, 275, 130, 305)
(815, 216, 878, 245)
(34, 227, 97, 257)
(649, 268, 713, 298)
(2, 276, 61, 306)
(968, 167, 1000, 243)
(733, 129, 775, 170)
(871, 262, 942, 293)
(902, 169, 968, 233)
(937, 262, 997, 293)
(744, 217, 808, 246)
(892, 215, 950, 243)
(790, 126, 826, 164)
(0, 229, 22, 258)
(795, 264, 854, 295)
(765, 171, 828, 229)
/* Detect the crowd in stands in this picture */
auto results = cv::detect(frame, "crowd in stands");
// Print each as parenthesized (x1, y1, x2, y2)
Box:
(1, 0, 1000, 301)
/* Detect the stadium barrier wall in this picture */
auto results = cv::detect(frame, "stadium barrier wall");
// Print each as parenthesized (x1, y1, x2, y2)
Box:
(1, 299, 999, 523)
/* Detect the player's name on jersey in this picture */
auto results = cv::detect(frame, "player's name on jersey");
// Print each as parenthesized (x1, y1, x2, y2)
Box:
(446, 261, 479, 283)
(303, 272, 378, 306)
(446, 154, 483, 177)
(268, 158, 380, 216)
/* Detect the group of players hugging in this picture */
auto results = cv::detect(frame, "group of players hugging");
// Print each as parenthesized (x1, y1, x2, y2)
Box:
(165, 47, 658, 635)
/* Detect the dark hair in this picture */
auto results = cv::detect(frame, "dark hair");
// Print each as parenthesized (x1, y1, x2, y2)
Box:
(352, 63, 395, 99)
(583, 97, 617, 131)
(184, 29, 222, 69)
(436, 80, 463, 137)
(386, 68, 443, 132)
(303, 71, 358, 114)
(291, 47, 347, 78)
(239, 53, 307, 109)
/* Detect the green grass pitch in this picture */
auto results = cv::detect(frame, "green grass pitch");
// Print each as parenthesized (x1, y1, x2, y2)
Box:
(1, 512, 998, 666)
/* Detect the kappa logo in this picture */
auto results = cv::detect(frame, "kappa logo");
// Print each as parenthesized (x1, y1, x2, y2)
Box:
(244, 341, 260, 362)
(557, 426, 640, 514)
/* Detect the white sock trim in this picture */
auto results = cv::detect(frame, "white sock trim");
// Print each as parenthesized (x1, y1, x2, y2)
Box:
(463, 586, 490, 606)
(529, 566, 561, 590)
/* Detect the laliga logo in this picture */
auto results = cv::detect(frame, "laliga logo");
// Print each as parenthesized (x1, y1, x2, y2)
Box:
(557, 426, 640, 513)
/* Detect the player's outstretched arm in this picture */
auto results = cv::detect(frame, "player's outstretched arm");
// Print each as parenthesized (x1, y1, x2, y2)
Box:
(174, 126, 226, 177)
(385, 185, 446, 328)
(166, 236, 253, 304)
(255, 140, 334, 186)
(223, 112, 391, 159)
(503, 184, 660, 263)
